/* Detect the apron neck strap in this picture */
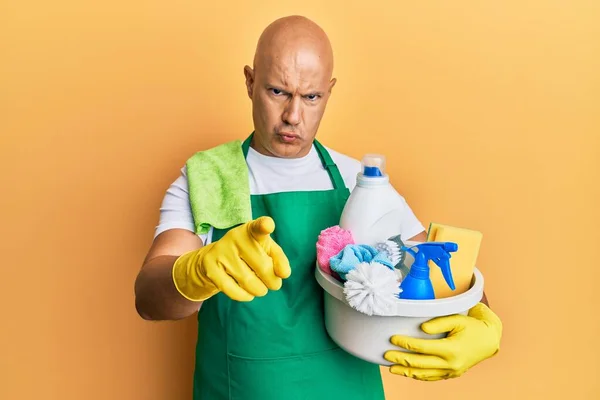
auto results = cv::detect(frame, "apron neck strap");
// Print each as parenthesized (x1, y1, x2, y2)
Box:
(313, 140, 346, 190)
(242, 134, 252, 157)
(241, 133, 346, 190)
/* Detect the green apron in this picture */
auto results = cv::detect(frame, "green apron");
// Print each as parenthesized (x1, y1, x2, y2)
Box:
(192, 134, 385, 400)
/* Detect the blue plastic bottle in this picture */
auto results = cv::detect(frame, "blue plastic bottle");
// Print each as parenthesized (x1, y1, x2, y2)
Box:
(399, 242, 458, 300)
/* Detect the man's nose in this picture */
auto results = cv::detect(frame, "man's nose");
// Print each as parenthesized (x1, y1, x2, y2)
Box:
(282, 96, 302, 126)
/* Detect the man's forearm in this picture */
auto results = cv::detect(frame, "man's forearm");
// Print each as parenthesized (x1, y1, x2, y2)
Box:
(134, 255, 201, 321)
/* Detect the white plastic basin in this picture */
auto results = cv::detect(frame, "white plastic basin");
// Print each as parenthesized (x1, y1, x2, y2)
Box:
(314, 249, 485, 366)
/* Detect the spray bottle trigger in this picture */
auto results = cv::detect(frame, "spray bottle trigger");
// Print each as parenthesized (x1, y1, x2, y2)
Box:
(431, 256, 456, 291)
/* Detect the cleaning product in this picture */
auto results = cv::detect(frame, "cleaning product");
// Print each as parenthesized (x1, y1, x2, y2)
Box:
(339, 154, 411, 246)
(316, 225, 355, 279)
(398, 242, 458, 300)
(375, 234, 409, 279)
(329, 244, 394, 280)
(375, 240, 403, 277)
(427, 223, 483, 298)
(343, 261, 401, 316)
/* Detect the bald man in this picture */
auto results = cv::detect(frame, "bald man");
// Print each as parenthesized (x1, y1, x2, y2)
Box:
(135, 15, 502, 400)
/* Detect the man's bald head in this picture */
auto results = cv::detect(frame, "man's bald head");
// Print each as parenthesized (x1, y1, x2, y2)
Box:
(244, 16, 338, 159)
(252, 15, 334, 80)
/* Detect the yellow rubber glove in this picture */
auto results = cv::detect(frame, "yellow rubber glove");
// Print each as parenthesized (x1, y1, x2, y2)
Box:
(172, 216, 291, 302)
(384, 302, 502, 381)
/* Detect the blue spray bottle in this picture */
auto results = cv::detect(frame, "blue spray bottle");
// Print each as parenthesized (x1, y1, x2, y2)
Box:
(399, 242, 458, 300)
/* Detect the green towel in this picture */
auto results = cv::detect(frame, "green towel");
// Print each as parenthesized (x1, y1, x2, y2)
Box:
(185, 140, 252, 235)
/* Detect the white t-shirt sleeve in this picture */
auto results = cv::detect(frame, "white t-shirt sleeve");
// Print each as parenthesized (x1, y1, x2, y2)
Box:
(153, 166, 210, 243)
(396, 194, 426, 240)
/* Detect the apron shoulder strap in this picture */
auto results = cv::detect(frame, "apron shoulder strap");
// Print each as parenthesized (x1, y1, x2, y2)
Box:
(242, 134, 253, 157)
(241, 133, 346, 190)
(313, 140, 346, 190)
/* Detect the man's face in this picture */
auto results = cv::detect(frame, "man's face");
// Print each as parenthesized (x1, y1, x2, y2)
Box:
(244, 48, 336, 158)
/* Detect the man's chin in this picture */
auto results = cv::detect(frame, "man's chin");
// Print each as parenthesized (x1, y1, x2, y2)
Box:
(270, 140, 306, 159)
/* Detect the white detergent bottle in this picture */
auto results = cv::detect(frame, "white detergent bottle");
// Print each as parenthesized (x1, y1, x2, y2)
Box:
(339, 154, 407, 246)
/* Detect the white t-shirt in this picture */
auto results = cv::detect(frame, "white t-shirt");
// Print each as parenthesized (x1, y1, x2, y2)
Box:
(154, 144, 425, 244)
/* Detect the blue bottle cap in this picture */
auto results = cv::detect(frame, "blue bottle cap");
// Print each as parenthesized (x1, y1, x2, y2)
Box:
(361, 154, 386, 177)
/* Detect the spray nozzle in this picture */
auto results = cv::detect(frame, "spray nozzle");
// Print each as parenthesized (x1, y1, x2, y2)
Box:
(402, 242, 458, 291)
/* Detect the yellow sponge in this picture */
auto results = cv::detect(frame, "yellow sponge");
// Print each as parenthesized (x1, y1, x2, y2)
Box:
(426, 223, 483, 298)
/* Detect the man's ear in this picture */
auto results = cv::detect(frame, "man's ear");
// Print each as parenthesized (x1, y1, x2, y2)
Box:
(244, 66, 255, 99)
(328, 77, 337, 94)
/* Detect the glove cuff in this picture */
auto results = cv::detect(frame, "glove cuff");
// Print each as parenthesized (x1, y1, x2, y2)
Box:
(474, 302, 503, 355)
(172, 245, 219, 302)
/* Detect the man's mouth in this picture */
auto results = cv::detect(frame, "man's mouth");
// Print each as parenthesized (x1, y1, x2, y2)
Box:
(277, 132, 300, 143)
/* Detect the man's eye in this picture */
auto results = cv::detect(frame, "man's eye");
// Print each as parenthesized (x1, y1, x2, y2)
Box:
(306, 94, 319, 101)
(271, 88, 283, 95)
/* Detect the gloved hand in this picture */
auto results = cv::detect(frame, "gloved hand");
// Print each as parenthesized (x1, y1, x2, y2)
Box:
(172, 216, 291, 302)
(384, 302, 502, 381)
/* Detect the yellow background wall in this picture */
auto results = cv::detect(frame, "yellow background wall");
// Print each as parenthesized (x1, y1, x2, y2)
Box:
(2, 1, 598, 399)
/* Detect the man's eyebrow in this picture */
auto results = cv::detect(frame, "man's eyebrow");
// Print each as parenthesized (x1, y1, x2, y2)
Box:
(265, 83, 289, 92)
(264, 83, 323, 96)
(303, 90, 324, 96)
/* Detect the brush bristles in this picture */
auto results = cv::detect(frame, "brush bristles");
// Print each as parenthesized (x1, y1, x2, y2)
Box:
(343, 262, 401, 316)
(375, 240, 402, 265)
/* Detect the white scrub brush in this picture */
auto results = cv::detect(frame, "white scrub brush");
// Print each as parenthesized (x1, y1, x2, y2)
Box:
(375, 235, 409, 279)
(343, 261, 401, 316)
(375, 240, 402, 265)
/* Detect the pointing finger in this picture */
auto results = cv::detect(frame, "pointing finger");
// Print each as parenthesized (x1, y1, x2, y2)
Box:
(247, 217, 275, 244)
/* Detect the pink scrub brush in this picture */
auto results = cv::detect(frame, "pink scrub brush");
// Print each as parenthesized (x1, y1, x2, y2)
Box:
(316, 225, 355, 279)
